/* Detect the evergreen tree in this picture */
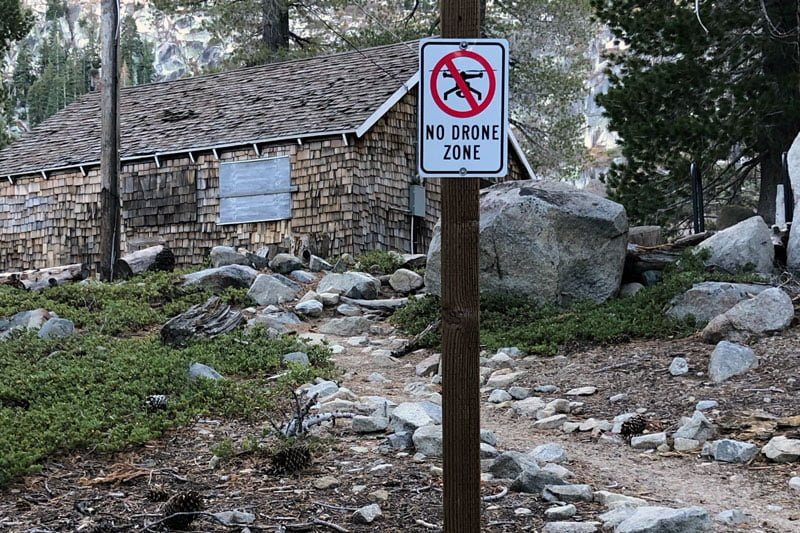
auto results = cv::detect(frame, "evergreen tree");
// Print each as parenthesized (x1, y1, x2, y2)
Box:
(592, 0, 800, 227)
(120, 15, 155, 86)
(0, 0, 33, 148)
(12, 40, 35, 109)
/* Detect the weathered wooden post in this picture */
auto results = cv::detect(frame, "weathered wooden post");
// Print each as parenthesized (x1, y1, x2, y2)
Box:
(99, 0, 120, 281)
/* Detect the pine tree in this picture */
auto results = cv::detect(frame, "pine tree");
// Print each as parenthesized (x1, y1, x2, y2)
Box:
(120, 15, 155, 86)
(0, 0, 33, 148)
(591, 0, 800, 227)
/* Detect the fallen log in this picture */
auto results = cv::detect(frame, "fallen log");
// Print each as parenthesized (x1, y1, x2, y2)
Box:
(339, 295, 409, 311)
(115, 245, 175, 279)
(0, 263, 89, 291)
(161, 296, 243, 347)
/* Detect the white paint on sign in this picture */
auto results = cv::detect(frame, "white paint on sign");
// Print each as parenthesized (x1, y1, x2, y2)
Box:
(418, 38, 509, 178)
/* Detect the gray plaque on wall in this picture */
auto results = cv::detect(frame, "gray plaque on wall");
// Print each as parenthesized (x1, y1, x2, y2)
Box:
(218, 156, 292, 224)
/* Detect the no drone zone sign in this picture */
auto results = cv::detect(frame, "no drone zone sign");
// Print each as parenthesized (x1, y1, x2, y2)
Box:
(418, 38, 509, 178)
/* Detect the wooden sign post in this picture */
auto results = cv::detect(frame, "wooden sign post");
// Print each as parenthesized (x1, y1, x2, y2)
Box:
(441, 1, 481, 531)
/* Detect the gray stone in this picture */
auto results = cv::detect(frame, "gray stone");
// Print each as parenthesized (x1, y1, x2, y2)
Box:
(480, 429, 497, 446)
(282, 351, 309, 366)
(37, 318, 75, 339)
(640, 270, 662, 286)
(212, 510, 256, 526)
(290, 270, 316, 284)
(665, 282, 771, 325)
(488, 352, 516, 368)
(531, 443, 567, 464)
(305, 380, 339, 399)
(511, 467, 568, 494)
(702, 287, 794, 343)
(566, 386, 597, 396)
(668, 357, 689, 376)
(701, 439, 758, 463)
(295, 299, 323, 317)
(542, 522, 597, 533)
(715, 509, 748, 525)
(547, 399, 571, 413)
(619, 283, 645, 298)
(391, 401, 442, 432)
(404, 382, 438, 397)
(318, 316, 373, 336)
(183, 264, 258, 291)
(594, 491, 647, 508)
(708, 341, 758, 383)
(535, 384, 559, 393)
(788, 133, 800, 269)
(541, 463, 574, 480)
(188, 362, 223, 380)
(268, 253, 305, 275)
(629, 225, 663, 247)
(210, 246, 251, 268)
(386, 431, 413, 450)
(308, 255, 333, 272)
(489, 389, 512, 403)
(367, 372, 388, 383)
(425, 180, 628, 306)
(413, 425, 443, 457)
(790, 476, 800, 491)
(533, 414, 568, 430)
(489, 451, 539, 479)
(415, 353, 440, 377)
(352, 415, 389, 433)
(544, 504, 577, 520)
(511, 397, 546, 417)
(480, 443, 498, 458)
(543, 484, 594, 503)
(508, 386, 530, 400)
(389, 268, 424, 293)
(613, 506, 712, 533)
(762, 436, 800, 462)
(610, 393, 628, 403)
(317, 272, 381, 299)
(673, 438, 701, 452)
(486, 370, 526, 389)
(696, 216, 774, 274)
(630, 433, 667, 450)
(696, 400, 718, 411)
(247, 274, 301, 305)
(674, 411, 715, 443)
(319, 292, 340, 306)
(336, 303, 362, 316)
(352, 503, 382, 524)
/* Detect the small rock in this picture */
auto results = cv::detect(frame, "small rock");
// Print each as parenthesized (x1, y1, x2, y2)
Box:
(347, 336, 369, 346)
(696, 400, 718, 411)
(669, 357, 689, 376)
(308, 255, 333, 272)
(620, 282, 645, 297)
(282, 351, 309, 366)
(489, 451, 539, 479)
(514, 507, 533, 516)
(290, 270, 316, 284)
(762, 436, 800, 462)
(352, 503, 382, 524)
(673, 437, 701, 452)
(305, 380, 339, 399)
(610, 505, 711, 533)
(545, 504, 577, 520)
(480, 429, 497, 446)
(369, 489, 389, 502)
(415, 353, 441, 377)
(609, 393, 628, 403)
(313, 476, 340, 490)
(531, 443, 567, 464)
(269, 253, 305, 274)
(542, 483, 594, 503)
(593, 491, 647, 508)
(541, 463, 574, 480)
(565, 386, 597, 396)
(367, 372, 388, 382)
(673, 411, 715, 443)
(386, 431, 413, 450)
(486, 370, 526, 389)
(212, 510, 256, 526)
(701, 439, 759, 463)
(630, 432, 667, 450)
(489, 389, 513, 403)
(715, 509, 748, 525)
(319, 292, 340, 306)
(542, 522, 597, 533)
(188, 362, 223, 380)
(533, 414, 568, 430)
(391, 401, 442, 432)
(480, 443, 499, 458)
(412, 425, 443, 457)
(352, 415, 390, 433)
(511, 397, 546, 417)
(336, 303, 362, 316)
(295, 300, 324, 317)
(546, 399, 571, 414)
(388, 268, 424, 293)
(789, 477, 800, 491)
(508, 386, 530, 400)
(535, 384, 559, 393)
(708, 341, 758, 383)
(37, 318, 75, 339)
(319, 317, 373, 336)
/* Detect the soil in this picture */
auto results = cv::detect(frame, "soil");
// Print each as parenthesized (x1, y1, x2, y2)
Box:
(1, 313, 799, 532)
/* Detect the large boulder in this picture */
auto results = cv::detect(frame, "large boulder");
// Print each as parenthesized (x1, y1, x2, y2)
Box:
(425, 180, 628, 306)
(696, 216, 773, 274)
(786, 133, 800, 270)
(247, 274, 301, 306)
(183, 265, 258, 291)
(210, 246, 250, 268)
(701, 287, 794, 343)
(317, 272, 381, 299)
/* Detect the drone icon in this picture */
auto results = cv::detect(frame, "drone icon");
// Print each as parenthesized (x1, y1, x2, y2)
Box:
(442, 69, 484, 101)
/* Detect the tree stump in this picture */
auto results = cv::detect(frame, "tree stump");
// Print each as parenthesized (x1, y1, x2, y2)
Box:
(115, 245, 176, 279)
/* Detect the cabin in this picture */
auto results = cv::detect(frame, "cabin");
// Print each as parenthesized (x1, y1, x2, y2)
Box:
(0, 42, 534, 271)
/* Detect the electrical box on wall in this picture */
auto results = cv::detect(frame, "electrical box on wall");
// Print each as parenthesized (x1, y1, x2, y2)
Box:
(409, 184, 426, 217)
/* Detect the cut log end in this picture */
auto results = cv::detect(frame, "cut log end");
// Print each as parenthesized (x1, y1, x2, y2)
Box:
(115, 245, 176, 280)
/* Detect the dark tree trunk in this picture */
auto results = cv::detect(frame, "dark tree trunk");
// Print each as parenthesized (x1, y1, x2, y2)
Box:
(261, 0, 289, 51)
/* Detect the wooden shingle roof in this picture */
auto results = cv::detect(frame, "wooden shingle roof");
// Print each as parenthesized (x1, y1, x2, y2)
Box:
(0, 42, 418, 179)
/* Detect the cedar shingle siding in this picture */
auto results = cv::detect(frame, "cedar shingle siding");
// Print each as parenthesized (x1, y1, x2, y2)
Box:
(0, 43, 531, 271)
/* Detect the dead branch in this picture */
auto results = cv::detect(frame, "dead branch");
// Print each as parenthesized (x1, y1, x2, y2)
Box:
(391, 319, 441, 358)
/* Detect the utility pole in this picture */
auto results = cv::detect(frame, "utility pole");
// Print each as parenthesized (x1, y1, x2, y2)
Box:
(99, 0, 120, 281)
(440, 1, 482, 532)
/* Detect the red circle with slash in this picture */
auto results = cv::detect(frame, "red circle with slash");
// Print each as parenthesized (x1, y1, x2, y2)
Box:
(430, 50, 496, 118)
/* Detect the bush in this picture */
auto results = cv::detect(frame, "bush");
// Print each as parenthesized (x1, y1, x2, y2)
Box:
(355, 249, 403, 274)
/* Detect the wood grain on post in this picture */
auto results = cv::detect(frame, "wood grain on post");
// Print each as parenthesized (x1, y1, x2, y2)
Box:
(440, 1, 482, 532)
(99, 0, 120, 281)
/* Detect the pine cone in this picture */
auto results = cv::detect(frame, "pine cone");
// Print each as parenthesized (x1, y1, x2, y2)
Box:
(620, 414, 648, 440)
(145, 394, 168, 411)
(267, 443, 312, 475)
(162, 490, 202, 529)
(146, 484, 170, 502)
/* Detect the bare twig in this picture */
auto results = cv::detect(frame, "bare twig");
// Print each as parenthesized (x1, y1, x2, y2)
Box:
(695, 0, 709, 33)
(414, 518, 441, 530)
(285, 518, 349, 532)
(480, 485, 508, 502)
(312, 501, 359, 512)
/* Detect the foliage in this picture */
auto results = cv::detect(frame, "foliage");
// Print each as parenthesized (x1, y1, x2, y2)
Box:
(0, 0, 33, 148)
(592, 0, 800, 228)
(355, 249, 403, 274)
(120, 15, 155, 87)
(391, 249, 765, 355)
(0, 328, 334, 485)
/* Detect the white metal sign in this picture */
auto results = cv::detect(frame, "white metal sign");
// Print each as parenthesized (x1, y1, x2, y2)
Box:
(418, 38, 509, 178)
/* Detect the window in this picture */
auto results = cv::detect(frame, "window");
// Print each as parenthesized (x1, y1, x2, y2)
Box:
(218, 156, 293, 225)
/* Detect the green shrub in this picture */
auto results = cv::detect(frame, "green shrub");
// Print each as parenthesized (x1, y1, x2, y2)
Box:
(355, 249, 403, 274)
(390, 294, 441, 347)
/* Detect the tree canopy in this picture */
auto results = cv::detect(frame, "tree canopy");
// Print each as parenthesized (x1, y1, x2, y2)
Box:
(0, 0, 33, 148)
(592, 0, 800, 228)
